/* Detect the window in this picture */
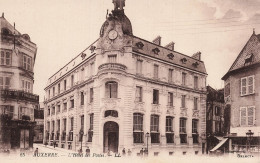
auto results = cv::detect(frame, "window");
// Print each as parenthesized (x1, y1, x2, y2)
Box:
(168, 92, 173, 106)
(105, 110, 118, 117)
(48, 107, 50, 115)
(0, 76, 11, 89)
(224, 83, 230, 97)
(70, 98, 74, 108)
(64, 80, 67, 91)
(57, 104, 61, 113)
(88, 113, 94, 142)
(108, 55, 117, 63)
(70, 117, 74, 131)
(192, 119, 199, 144)
(105, 81, 118, 98)
(181, 95, 186, 108)
(150, 115, 160, 143)
(135, 86, 142, 102)
(80, 68, 85, 81)
(182, 72, 186, 86)
(23, 54, 32, 71)
(240, 106, 255, 126)
(194, 76, 198, 89)
(71, 75, 74, 87)
(0, 50, 11, 66)
(63, 102, 67, 112)
(133, 113, 144, 143)
(215, 107, 220, 116)
(0, 105, 14, 118)
(48, 90, 50, 99)
(57, 119, 60, 131)
(241, 75, 255, 96)
(22, 80, 32, 93)
(166, 116, 174, 143)
(81, 115, 84, 130)
(180, 118, 187, 144)
(153, 89, 159, 104)
(19, 107, 31, 120)
(194, 97, 198, 110)
(136, 60, 142, 74)
(52, 106, 55, 115)
(53, 87, 55, 96)
(168, 69, 173, 82)
(80, 92, 84, 105)
(90, 62, 94, 76)
(90, 88, 94, 103)
(154, 64, 159, 78)
(63, 118, 67, 132)
(166, 116, 173, 132)
(58, 83, 60, 94)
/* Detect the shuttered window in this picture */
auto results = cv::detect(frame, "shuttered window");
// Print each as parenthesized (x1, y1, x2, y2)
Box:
(241, 75, 255, 96)
(240, 106, 255, 126)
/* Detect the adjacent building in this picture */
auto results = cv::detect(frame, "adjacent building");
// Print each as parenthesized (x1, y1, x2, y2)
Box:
(206, 86, 225, 153)
(222, 31, 260, 153)
(33, 102, 44, 143)
(0, 13, 39, 150)
(44, 0, 207, 156)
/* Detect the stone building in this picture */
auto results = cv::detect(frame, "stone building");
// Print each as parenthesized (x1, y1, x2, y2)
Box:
(0, 13, 39, 151)
(33, 102, 44, 143)
(205, 86, 225, 153)
(222, 31, 260, 153)
(44, 0, 207, 156)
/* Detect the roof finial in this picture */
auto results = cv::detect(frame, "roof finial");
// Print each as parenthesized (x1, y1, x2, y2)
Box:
(2, 12, 4, 18)
(253, 28, 255, 35)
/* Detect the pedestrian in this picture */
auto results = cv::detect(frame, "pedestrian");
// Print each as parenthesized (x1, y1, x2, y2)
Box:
(34, 148, 39, 156)
(140, 148, 143, 157)
(85, 146, 90, 156)
(122, 148, 126, 156)
(53, 141, 56, 148)
(127, 149, 132, 156)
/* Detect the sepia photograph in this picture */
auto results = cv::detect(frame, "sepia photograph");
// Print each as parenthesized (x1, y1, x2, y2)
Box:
(0, 0, 259, 163)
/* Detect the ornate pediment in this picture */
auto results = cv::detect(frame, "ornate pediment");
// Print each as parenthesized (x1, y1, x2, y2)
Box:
(134, 102, 145, 113)
(81, 53, 86, 60)
(166, 106, 175, 115)
(192, 110, 199, 119)
(151, 104, 161, 114)
(102, 98, 121, 110)
(90, 46, 96, 53)
(180, 108, 188, 117)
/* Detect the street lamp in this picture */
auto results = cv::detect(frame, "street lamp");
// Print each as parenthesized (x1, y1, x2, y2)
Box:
(246, 130, 254, 152)
(79, 130, 84, 153)
(145, 132, 150, 156)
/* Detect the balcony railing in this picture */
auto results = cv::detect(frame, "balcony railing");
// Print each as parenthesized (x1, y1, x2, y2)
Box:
(98, 63, 127, 72)
(0, 89, 39, 103)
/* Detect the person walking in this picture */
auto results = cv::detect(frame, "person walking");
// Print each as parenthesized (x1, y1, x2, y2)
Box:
(127, 149, 132, 156)
(85, 146, 90, 156)
(122, 148, 126, 156)
(140, 148, 144, 157)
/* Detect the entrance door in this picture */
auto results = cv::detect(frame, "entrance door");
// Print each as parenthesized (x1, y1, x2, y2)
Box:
(103, 121, 119, 153)
(20, 129, 29, 149)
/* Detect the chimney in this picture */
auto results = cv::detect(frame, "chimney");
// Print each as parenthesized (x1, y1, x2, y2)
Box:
(165, 42, 175, 51)
(192, 51, 201, 61)
(2, 13, 4, 18)
(152, 36, 161, 45)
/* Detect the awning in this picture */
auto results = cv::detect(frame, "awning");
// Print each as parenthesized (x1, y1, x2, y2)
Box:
(210, 138, 228, 152)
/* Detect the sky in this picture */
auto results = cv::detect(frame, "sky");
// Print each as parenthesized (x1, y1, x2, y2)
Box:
(1, 0, 260, 102)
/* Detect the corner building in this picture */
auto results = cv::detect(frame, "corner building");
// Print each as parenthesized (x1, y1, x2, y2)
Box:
(44, 1, 207, 156)
(0, 14, 38, 150)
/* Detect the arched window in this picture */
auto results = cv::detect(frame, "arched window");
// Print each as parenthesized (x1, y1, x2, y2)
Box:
(105, 110, 118, 117)
(105, 81, 118, 98)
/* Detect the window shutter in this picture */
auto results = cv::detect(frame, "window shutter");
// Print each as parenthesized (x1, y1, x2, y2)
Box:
(241, 77, 247, 96)
(248, 76, 254, 94)
(240, 107, 247, 126)
(247, 106, 255, 126)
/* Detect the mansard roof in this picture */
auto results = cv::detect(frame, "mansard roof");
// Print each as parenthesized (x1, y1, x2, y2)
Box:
(132, 35, 207, 74)
(222, 33, 260, 80)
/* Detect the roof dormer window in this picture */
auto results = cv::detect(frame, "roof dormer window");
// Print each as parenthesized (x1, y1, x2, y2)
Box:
(167, 53, 174, 60)
(244, 54, 254, 66)
(180, 58, 187, 64)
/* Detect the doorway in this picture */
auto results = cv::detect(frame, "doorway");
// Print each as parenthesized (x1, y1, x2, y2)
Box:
(103, 121, 119, 153)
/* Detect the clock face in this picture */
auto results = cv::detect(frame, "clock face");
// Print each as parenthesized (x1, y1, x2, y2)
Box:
(108, 30, 118, 40)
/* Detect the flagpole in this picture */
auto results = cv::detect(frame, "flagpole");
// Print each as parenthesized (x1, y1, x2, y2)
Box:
(13, 22, 16, 50)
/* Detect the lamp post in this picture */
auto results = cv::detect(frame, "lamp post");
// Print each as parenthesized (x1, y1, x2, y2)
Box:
(246, 130, 254, 152)
(79, 130, 84, 153)
(145, 132, 150, 156)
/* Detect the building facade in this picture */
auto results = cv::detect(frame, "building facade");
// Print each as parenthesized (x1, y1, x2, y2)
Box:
(44, 0, 207, 156)
(0, 13, 39, 151)
(206, 86, 225, 153)
(34, 102, 44, 143)
(222, 31, 260, 153)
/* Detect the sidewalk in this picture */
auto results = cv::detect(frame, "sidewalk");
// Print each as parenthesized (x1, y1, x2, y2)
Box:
(33, 143, 72, 155)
